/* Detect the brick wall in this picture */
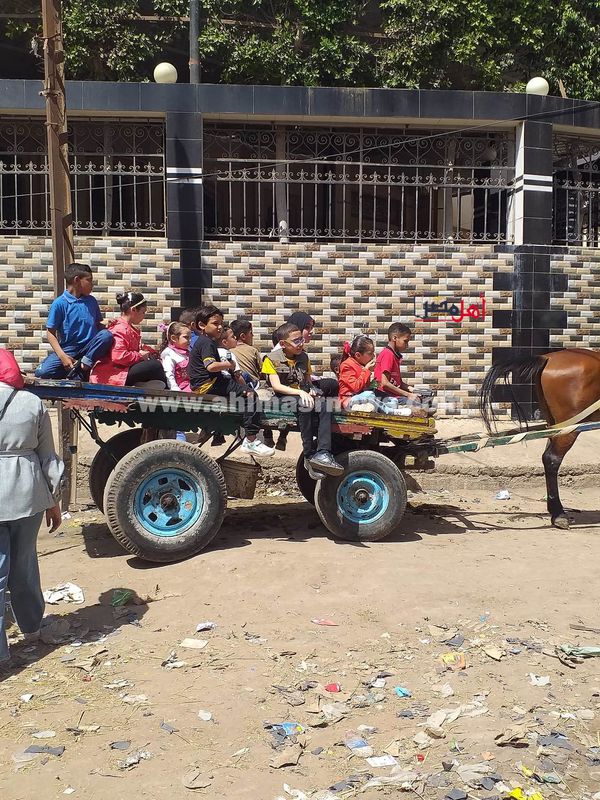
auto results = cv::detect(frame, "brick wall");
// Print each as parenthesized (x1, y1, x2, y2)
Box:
(0, 237, 180, 373)
(550, 248, 600, 350)
(0, 236, 517, 416)
(202, 242, 514, 415)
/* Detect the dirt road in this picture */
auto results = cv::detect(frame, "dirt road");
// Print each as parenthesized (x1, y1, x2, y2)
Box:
(1, 475, 600, 799)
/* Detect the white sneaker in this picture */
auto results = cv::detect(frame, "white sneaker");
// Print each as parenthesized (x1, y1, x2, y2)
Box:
(240, 438, 275, 457)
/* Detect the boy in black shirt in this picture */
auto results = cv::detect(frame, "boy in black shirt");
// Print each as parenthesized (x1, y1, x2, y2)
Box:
(189, 305, 274, 457)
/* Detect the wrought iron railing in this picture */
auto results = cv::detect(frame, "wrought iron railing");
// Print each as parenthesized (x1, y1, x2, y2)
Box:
(553, 134, 600, 247)
(203, 124, 515, 243)
(0, 117, 165, 237)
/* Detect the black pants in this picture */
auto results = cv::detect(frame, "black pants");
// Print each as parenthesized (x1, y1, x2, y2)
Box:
(275, 393, 333, 458)
(125, 359, 167, 386)
(210, 373, 261, 436)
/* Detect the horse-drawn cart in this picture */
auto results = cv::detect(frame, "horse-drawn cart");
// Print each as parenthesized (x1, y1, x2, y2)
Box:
(28, 379, 600, 563)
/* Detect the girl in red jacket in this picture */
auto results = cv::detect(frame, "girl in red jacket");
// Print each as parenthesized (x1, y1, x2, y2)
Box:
(338, 335, 408, 415)
(90, 292, 167, 387)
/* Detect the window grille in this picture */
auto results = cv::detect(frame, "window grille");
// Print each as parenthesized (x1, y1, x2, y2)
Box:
(553, 134, 600, 247)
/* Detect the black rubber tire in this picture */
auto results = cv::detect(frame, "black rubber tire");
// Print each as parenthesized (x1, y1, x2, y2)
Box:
(89, 428, 144, 512)
(295, 452, 317, 505)
(314, 449, 407, 542)
(103, 440, 227, 563)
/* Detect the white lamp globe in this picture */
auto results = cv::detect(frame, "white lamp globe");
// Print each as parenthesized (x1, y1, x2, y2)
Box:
(525, 77, 549, 96)
(153, 62, 178, 84)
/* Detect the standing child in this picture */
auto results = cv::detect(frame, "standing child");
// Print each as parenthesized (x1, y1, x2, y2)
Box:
(189, 305, 274, 457)
(90, 292, 167, 387)
(160, 322, 192, 392)
(374, 322, 422, 407)
(262, 322, 344, 479)
(35, 262, 113, 380)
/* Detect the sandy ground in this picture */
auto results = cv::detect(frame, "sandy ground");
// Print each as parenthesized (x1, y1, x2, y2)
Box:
(1, 456, 600, 799)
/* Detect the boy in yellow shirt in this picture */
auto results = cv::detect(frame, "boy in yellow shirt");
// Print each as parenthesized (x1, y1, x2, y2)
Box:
(262, 322, 343, 479)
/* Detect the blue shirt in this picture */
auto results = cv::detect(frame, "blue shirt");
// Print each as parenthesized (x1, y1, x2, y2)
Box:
(46, 291, 102, 354)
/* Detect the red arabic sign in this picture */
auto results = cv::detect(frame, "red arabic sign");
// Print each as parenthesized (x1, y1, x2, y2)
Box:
(414, 293, 487, 323)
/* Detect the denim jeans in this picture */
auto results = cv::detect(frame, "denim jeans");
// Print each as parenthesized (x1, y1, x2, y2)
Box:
(0, 513, 45, 662)
(35, 329, 114, 378)
(346, 390, 407, 413)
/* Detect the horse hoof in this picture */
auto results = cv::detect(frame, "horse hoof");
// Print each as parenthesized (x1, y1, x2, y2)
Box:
(552, 515, 570, 530)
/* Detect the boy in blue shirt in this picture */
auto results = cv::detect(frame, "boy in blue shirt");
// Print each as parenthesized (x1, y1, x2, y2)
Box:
(35, 263, 113, 380)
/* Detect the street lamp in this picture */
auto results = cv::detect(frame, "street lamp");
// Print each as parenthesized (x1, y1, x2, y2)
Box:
(525, 77, 549, 96)
(153, 62, 178, 84)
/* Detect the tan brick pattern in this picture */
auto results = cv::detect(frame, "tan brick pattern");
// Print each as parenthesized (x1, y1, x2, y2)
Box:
(0, 236, 180, 373)
(550, 249, 600, 350)
(201, 242, 514, 415)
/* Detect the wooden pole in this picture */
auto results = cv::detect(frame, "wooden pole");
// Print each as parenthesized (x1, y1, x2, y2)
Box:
(41, 0, 76, 510)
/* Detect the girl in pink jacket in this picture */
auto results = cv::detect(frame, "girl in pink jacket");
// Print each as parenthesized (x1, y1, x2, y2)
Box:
(90, 292, 167, 387)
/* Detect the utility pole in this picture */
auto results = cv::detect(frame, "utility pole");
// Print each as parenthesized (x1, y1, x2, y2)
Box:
(189, 0, 200, 83)
(41, 0, 77, 510)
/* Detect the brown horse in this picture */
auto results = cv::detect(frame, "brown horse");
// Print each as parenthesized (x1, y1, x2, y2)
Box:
(479, 349, 600, 528)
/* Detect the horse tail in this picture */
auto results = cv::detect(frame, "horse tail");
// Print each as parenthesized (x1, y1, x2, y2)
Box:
(479, 355, 548, 433)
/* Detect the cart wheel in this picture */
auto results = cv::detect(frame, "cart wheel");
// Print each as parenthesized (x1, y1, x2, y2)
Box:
(89, 428, 144, 512)
(314, 450, 407, 542)
(295, 452, 317, 505)
(103, 441, 227, 562)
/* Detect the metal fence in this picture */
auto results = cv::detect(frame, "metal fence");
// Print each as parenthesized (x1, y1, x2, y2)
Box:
(553, 134, 600, 247)
(0, 117, 165, 237)
(203, 123, 515, 243)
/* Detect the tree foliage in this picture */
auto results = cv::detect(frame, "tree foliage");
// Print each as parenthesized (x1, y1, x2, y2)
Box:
(3, 1, 600, 100)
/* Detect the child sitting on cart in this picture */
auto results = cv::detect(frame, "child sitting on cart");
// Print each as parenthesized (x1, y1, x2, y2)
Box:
(262, 322, 344, 480)
(189, 305, 275, 458)
(35, 262, 114, 381)
(373, 323, 425, 410)
(90, 292, 167, 388)
(339, 334, 415, 415)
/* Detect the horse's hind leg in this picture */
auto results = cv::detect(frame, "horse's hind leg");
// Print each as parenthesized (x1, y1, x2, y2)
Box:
(542, 431, 579, 529)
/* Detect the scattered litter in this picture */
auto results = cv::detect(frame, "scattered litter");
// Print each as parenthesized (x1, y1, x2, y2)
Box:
(444, 633, 465, 648)
(324, 683, 341, 693)
(43, 582, 84, 604)
(495, 489, 511, 500)
(445, 791, 468, 800)
(495, 724, 532, 747)
(231, 748, 249, 758)
(538, 731, 573, 750)
(357, 725, 378, 735)
(367, 754, 397, 768)
(19, 694, 34, 702)
(110, 740, 131, 750)
(344, 733, 373, 758)
(198, 710, 213, 722)
(160, 721, 178, 734)
(162, 651, 186, 669)
(40, 617, 76, 645)
(117, 750, 152, 770)
(394, 686, 412, 698)
(270, 743, 304, 768)
(561, 644, 600, 658)
(63, 788, 75, 795)
(25, 744, 65, 757)
(370, 677, 386, 689)
(433, 683, 454, 698)
(196, 621, 216, 632)
(182, 767, 212, 789)
(31, 730, 56, 739)
(440, 652, 467, 670)
(121, 693, 149, 705)
(111, 589, 135, 607)
(483, 645, 506, 661)
(104, 679, 132, 689)
(529, 673, 551, 686)
(180, 638, 208, 650)
(455, 761, 491, 786)
(364, 767, 420, 789)
(311, 618, 338, 626)
(320, 702, 348, 724)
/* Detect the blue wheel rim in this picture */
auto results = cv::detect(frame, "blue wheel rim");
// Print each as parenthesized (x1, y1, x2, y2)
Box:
(134, 468, 204, 538)
(336, 471, 389, 525)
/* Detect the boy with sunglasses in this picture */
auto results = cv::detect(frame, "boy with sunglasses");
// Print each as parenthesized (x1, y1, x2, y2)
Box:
(262, 322, 344, 479)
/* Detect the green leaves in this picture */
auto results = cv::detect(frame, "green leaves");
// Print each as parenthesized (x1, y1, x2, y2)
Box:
(3, 0, 600, 99)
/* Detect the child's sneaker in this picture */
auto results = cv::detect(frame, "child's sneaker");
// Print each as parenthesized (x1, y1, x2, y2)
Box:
(308, 451, 344, 476)
(240, 438, 275, 458)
